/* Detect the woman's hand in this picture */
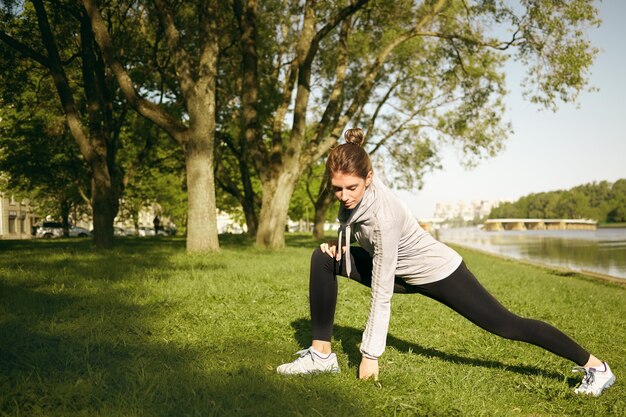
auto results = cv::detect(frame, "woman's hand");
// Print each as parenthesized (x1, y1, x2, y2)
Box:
(358, 357, 379, 380)
(320, 240, 344, 260)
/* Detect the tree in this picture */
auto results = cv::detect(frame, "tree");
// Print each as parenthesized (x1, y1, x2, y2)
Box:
(607, 179, 626, 223)
(573, 180, 612, 220)
(83, 0, 222, 252)
(0, 0, 129, 247)
(0, 104, 91, 234)
(116, 112, 187, 235)
(488, 179, 626, 222)
(214, 129, 262, 238)
(225, 0, 600, 249)
(556, 190, 589, 219)
(288, 161, 339, 235)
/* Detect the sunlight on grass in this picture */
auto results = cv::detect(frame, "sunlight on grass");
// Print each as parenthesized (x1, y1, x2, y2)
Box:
(0, 235, 624, 416)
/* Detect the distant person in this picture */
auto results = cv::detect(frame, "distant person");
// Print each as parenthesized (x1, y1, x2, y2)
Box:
(153, 216, 160, 235)
(276, 128, 615, 397)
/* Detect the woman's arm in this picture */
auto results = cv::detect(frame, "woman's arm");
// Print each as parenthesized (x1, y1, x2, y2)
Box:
(359, 219, 401, 366)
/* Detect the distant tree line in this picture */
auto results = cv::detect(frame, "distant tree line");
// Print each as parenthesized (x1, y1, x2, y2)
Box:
(489, 179, 626, 223)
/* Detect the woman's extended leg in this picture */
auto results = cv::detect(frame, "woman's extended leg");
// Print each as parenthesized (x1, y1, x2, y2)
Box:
(412, 261, 615, 395)
(414, 261, 590, 364)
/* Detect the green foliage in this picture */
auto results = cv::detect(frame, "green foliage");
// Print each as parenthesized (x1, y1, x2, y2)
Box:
(116, 112, 187, 229)
(489, 179, 626, 222)
(289, 162, 338, 223)
(0, 238, 624, 416)
(0, 0, 605, 246)
(0, 70, 91, 219)
(516, 0, 601, 109)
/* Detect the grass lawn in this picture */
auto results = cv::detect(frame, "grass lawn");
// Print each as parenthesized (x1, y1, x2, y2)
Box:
(599, 222, 626, 229)
(1, 234, 624, 417)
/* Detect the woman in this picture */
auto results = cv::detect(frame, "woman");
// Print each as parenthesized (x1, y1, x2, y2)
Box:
(277, 128, 615, 397)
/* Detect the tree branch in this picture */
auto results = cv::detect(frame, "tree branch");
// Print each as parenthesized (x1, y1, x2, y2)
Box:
(0, 30, 51, 67)
(152, 0, 195, 99)
(31, 0, 95, 163)
(232, 0, 269, 177)
(363, 79, 401, 146)
(310, 0, 450, 163)
(369, 109, 423, 155)
(306, 16, 351, 160)
(81, 0, 188, 143)
(417, 29, 524, 51)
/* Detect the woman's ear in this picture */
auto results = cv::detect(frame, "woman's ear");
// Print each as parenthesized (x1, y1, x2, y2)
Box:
(365, 171, 373, 187)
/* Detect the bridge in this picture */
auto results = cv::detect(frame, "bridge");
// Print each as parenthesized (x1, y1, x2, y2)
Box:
(483, 218, 597, 231)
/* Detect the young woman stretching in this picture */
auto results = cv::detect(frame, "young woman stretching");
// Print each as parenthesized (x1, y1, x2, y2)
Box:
(277, 128, 615, 397)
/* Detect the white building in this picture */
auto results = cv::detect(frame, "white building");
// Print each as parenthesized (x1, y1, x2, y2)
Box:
(0, 192, 38, 239)
(217, 210, 246, 234)
(434, 199, 502, 222)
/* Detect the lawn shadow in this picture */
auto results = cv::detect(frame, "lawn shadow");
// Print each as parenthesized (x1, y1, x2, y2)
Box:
(285, 232, 329, 249)
(290, 318, 565, 381)
(0, 239, 370, 416)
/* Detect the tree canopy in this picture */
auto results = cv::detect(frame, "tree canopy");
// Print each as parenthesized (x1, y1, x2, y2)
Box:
(488, 179, 626, 223)
(1, 0, 605, 250)
(217, 0, 601, 248)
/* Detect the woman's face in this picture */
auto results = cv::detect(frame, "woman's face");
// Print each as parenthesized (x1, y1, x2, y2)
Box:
(330, 171, 373, 209)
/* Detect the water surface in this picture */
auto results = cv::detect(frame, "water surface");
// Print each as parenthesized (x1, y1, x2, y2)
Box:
(438, 227, 626, 280)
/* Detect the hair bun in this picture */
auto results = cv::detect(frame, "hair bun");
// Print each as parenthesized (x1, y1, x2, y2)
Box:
(344, 128, 365, 146)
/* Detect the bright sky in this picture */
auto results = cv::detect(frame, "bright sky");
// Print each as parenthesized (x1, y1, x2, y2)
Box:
(398, 1, 626, 219)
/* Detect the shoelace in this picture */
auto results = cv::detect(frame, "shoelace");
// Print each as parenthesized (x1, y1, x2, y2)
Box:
(295, 348, 315, 362)
(573, 366, 595, 388)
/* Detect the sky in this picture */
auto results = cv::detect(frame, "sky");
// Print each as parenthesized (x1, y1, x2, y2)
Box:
(398, 1, 626, 219)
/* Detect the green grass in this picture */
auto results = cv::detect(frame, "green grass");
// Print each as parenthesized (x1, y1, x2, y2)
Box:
(598, 222, 626, 229)
(1, 235, 624, 417)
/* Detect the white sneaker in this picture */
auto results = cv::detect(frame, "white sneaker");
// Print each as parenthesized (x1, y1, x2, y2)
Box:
(277, 347, 340, 375)
(573, 362, 616, 397)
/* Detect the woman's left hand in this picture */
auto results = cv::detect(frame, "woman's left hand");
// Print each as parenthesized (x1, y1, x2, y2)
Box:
(358, 357, 379, 380)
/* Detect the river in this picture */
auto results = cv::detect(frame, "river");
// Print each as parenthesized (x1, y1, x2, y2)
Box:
(437, 227, 626, 280)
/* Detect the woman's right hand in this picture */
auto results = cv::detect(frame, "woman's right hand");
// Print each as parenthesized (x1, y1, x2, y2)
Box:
(320, 240, 339, 259)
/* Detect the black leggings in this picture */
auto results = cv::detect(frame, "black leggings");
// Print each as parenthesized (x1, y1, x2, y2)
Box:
(309, 247, 590, 366)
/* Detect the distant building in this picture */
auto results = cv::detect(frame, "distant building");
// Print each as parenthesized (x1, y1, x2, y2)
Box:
(0, 192, 38, 240)
(434, 199, 503, 222)
(217, 210, 246, 234)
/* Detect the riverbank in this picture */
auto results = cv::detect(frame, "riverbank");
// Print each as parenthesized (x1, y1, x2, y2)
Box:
(438, 226, 626, 281)
(447, 241, 626, 286)
(599, 222, 626, 229)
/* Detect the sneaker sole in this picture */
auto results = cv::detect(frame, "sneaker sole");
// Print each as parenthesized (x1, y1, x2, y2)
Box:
(592, 375, 616, 397)
(276, 366, 340, 375)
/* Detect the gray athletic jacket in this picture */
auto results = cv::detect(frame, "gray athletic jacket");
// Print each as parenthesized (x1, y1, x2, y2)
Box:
(336, 177, 462, 359)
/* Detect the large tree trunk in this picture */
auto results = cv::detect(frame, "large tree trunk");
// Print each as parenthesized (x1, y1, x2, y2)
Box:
(255, 169, 299, 249)
(185, 85, 219, 251)
(234, 0, 260, 238)
(91, 159, 117, 247)
(312, 189, 335, 239)
(241, 178, 258, 237)
(60, 200, 71, 237)
(184, 137, 219, 251)
(84, 0, 220, 252)
(25, 0, 120, 248)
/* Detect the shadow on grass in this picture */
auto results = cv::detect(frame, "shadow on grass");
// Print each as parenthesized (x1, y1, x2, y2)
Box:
(290, 318, 566, 381)
(285, 233, 329, 248)
(0, 239, 368, 416)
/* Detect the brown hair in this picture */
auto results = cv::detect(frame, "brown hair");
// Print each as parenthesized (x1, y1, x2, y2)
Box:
(325, 128, 372, 180)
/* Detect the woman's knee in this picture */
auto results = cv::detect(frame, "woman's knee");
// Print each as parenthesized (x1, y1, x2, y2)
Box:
(311, 247, 335, 270)
(311, 247, 326, 262)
